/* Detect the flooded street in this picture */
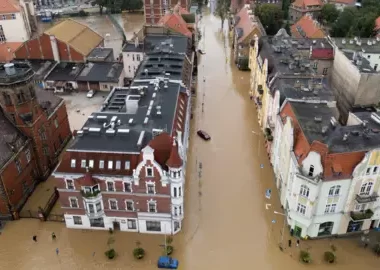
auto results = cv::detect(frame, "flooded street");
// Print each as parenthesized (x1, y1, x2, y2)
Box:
(1, 12, 379, 270)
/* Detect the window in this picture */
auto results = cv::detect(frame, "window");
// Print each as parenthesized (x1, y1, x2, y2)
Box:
(308, 165, 314, 177)
(25, 149, 31, 163)
(0, 25, 5, 42)
(360, 182, 373, 195)
(127, 219, 137, 229)
(313, 61, 318, 69)
(179, 205, 182, 215)
(54, 119, 58, 128)
(325, 203, 336, 213)
(99, 160, 104, 169)
(146, 167, 153, 177)
(296, 203, 306, 215)
(70, 197, 79, 208)
(179, 186, 182, 196)
(132, 54, 135, 61)
(322, 68, 328, 75)
(11, 14, 15, 19)
(89, 160, 94, 168)
(174, 187, 177, 197)
(375, 64, 378, 71)
(39, 129, 47, 140)
(137, 54, 141, 61)
(125, 161, 130, 170)
(146, 221, 161, 231)
(355, 203, 367, 211)
(2, 92, 12, 105)
(299, 185, 309, 198)
(107, 181, 115, 192)
(174, 206, 178, 216)
(148, 201, 157, 212)
(66, 179, 74, 190)
(126, 200, 134, 211)
(109, 199, 118, 210)
(124, 182, 132, 192)
(15, 159, 22, 174)
(108, 160, 113, 169)
(81, 159, 86, 168)
(42, 146, 49, 156)
(71, 159, 76, 168)
(115, 160, 121, 170)
(328, 185, 341, 196)
(73, 216, 82, 225)
(373, 166, 378, 174)
(366, 168, 371, 175)
(147, 184, 155, 194)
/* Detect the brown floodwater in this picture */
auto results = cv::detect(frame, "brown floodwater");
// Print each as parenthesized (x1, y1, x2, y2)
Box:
(5, 12, 379, 270)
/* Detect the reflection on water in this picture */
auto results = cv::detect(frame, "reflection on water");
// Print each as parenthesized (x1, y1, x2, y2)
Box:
(6, 11, 378, 270)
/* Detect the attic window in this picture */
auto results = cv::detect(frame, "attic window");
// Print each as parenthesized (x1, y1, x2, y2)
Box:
(308, 165, 314, 177)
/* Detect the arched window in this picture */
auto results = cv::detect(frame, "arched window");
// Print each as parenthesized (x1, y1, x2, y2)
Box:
(300, 185, 310, 198)
(360, 182, 373, 196)
(328, 185, 341, 196)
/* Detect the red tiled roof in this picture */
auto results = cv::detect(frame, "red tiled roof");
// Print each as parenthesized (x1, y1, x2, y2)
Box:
(0, 0, 19, 14)
(0, 42, 22, 62)
(291, 15, 325, 39)
(235, 7, 262, 43)
(148, 132, 173, 168)
(158, 14, 192, 38)
(293, 0, 322, 9)
(311, 48, 334, 60)
(375, 16, 380, 31)
(166, 139, 182, 168)
(280, 102, 366, 181)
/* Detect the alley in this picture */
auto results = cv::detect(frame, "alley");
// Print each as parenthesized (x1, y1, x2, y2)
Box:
(0, 11, 379, 270)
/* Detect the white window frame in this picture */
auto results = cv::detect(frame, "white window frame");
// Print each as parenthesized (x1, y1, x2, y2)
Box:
(146, 166, 154, 177)
(147, 199, 157, 213)
(81, 159, 86, 168)
(65, 179, 75, 190)
(355, 203, 367, 211)
(127, 219, 137, 229)
(99, 160, 104, 169)
(108, 160, 113, 170)
(115, 160, 121, 170)
(360, 182, 373, 196)
(296, 203, 306, 215)
(366, 167, 371, 175)
(108, 199, 118, 210)
(106, 181, 115, 192)
(71, 159, 76, 168)
(125, 161, 130, 170)
(299, 185, 309, 198)
(25, 149, 31, 163)
(125, 200, 134, 211)
(89, 160, 94, 168)
(73, 216, 82, 225)
(373, 166, 378, 174)
(69, 197, 79, 208)
(146, 181, 156, 194)
(123, 181, 132, 192)
(328, 185, 341, 196)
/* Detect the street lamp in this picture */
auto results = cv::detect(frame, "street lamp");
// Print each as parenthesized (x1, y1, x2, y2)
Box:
(274, 210, 287, 250)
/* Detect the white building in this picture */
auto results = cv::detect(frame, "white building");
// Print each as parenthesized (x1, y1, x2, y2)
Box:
(122, 38, 144, 79)
(272, 100, 380, 238)
(0, 0, 35, 42)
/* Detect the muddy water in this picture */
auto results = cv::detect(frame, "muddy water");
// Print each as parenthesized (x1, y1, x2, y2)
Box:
(2, 12, 378, 270)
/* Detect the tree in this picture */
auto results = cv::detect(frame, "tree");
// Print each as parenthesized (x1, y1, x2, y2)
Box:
(96, 0, 106, 14)
(331, 7, 358, 37)
(255, 4, 284, 35)
(320, 4, 339, 25)
(121, 0, 143, 11)
(215, 0, 231, 29)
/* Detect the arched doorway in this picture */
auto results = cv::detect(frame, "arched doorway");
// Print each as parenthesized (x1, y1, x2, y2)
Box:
(318, 222, 334, 236)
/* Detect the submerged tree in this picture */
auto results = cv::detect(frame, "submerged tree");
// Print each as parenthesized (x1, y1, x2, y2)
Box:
(215, 0, 231, 29)
(255, 4, 284, 35)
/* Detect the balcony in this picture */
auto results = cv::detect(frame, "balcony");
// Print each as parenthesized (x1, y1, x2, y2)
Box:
(86, 209, 105, 219)
(81, 190, 102, 203)
(350, 209, 374, 221)
(355, 193, 379, 204)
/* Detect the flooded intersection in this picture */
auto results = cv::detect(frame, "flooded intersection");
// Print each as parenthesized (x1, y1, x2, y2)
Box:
(1, 12, 379, 270)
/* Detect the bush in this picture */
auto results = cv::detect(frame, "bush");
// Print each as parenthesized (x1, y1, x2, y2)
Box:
(105, 248, 116, 259)
(133, 247, 145, 259)
(299, 250, 311, 264)
(165, 245, 174, 255)
(324, 251, 336, 263)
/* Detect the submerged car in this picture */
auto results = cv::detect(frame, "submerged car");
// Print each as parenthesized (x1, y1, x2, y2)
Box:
(87, 90, 95, 98)
(157, 256, 179, 269)
(197, 130, 211, 141)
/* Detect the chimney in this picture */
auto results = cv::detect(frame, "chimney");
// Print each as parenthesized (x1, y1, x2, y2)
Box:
(343, 133, 348, 141)
(135, 36, 139, 48)
(330, 116, 337, 127)
(342, 39, 346, 44)
(367, 40, 372, 46)
(125, 96, 139, 114)
(356, 40, 362, 46)
(49, 35, 60, 63)
(349, 39, 354, 44)
(4, 63, 16, 76)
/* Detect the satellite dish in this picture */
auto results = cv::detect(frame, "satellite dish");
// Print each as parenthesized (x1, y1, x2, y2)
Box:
(105, 33, 111, 37)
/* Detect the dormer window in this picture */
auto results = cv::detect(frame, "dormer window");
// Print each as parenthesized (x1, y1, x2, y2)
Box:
(308, 165, 314, 177)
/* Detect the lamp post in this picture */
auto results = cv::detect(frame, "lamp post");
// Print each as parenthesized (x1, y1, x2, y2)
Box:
(274, 210, 287, 250)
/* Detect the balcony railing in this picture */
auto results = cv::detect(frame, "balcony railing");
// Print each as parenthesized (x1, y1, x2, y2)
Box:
(355, 193, 379, 204)
(350, 209, 374, 221)
(81, 190, 101, 199)
(86, 210, 105, 219)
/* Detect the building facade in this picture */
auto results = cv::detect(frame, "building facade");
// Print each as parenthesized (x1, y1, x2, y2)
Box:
(144, 0, 190, 24)
(289, 0, 323, 23)
(53, 34, 194, 234)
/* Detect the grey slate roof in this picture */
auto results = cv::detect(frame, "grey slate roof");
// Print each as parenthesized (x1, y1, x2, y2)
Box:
(45, 62, 85, 81)
(87, 47, 114, 60)
(144, 35, 189, 54)
(24, 60, 57, 81)
(76, 62, 124, 83)
(332, 37, 380, 54)
(289, 101, 380, 153)
(122, 42, 144, 53)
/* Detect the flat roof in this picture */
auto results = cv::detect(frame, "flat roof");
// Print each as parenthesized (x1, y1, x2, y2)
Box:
(332, 37, 380, 54)
(76, 62, 123, 83)
(87, 47, 114, 60)
(25, 60, 57, 81)
(144, 35, 189, 54)
(45, 62, 85, 81)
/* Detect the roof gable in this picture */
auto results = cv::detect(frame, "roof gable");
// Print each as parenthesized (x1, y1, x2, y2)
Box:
(291, 15, 325, 39)
(44, 19, 103, 56)
(0, 0, 19, 14)
(159, 14, 192, 38)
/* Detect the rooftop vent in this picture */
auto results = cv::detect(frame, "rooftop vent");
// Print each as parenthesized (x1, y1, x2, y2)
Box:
(342, 39, 346, 44)
(125, 95, 140, 114)
(351, 130, 360, 136)
(77, 130, 84, 136)
(89, 127, 101, 133)
(349, 39, 354, 44)
(106, 129, 116, 136)
(356, 40, 362, 46)
(117, 128, 130, 135)
(368, 40, 372, 46)
(362, 120, 368, 127)
(371, 113, 380, 124)
(137, 131, 145, 149)
(343, 133, 349, 141)
(314, 116, 322, 123)
(321, 126, 328, 134)
(4, 63, 16, 76)
(152, 129, 163, 137)
(144, 117, 149, 124)
(330, 117, 337, 127)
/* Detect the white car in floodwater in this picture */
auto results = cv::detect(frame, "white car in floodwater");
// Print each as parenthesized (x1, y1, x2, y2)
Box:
(87, 90, 95, 98)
